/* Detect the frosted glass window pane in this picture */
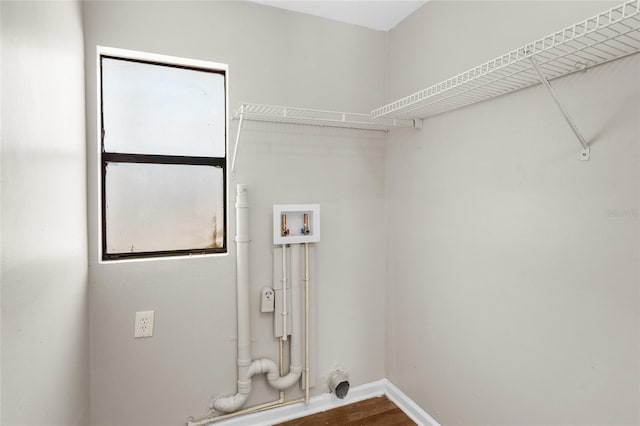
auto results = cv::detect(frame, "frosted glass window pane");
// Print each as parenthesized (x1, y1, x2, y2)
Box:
(102, 58, 225, 157)
(105, 162, 224, 254)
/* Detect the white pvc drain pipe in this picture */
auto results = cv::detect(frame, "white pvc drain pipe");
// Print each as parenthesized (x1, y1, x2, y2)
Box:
(211, 185, 302, 414)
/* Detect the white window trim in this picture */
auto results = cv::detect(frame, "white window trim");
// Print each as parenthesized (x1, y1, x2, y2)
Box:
(95, 46, 229, 264)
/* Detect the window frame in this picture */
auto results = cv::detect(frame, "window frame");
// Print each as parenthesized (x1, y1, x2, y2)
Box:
(96, 46, 229, 262)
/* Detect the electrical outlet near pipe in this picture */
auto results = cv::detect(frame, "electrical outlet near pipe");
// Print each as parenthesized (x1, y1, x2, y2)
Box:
(134, 310, 154, 338)
(261, 287, 275, 313)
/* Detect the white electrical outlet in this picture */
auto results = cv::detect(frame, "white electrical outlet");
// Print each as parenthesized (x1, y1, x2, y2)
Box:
(134, 311, 154, 338)
(261, 287, 275, 313)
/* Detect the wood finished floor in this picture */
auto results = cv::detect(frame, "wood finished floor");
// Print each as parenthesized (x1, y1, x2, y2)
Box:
(275, 396, 416, 426)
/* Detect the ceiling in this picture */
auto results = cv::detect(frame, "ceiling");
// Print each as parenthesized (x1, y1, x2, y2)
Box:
(248, 0, 427, 31)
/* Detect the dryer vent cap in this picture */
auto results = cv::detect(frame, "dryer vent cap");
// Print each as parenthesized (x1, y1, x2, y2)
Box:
(327, 370, 350, 399)
(335, 380, 349, 399)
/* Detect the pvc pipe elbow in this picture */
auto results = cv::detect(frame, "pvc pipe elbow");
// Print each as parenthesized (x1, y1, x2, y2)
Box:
(267, 369, 302, 390)
(249, 358, 302, 390)
(210, 392, 249, 413)
(249, 359, 278, 378)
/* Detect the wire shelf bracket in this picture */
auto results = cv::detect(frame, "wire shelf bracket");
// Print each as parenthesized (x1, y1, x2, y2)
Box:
(230, 103, 421, 173)
(528, 56, 590, 161)
(371, 0, 640, 160)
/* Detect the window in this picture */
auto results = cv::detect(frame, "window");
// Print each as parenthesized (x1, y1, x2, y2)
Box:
(98, 48, 227, 260)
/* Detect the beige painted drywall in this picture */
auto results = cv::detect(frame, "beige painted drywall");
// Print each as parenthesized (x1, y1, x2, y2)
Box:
(0, 1, 89, 425)
(0, 3, 3, 421)
(386, 1, 639, 425)
(3, 2, 637, 425)
(83, 2, 388, 425)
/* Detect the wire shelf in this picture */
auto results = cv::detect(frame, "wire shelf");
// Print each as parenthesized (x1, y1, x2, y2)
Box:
(234, 103, 417, 131)
(372, 0, 640, 120)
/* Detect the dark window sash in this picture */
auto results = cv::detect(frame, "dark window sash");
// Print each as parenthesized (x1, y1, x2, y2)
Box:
(101, 54, 226, 77)
(103, 246, 226, 261)
(103, 152, 226, 167)
(99, 53, 228, 261)
(100, 155, 228, 260)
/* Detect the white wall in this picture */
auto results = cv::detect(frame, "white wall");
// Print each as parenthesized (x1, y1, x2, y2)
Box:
(385, 2, 639, 425)
(3, 2, 636, 425)
(0, 3, 3, 420)
(83, 2, 388, 425)
(0, 1, 89, 425)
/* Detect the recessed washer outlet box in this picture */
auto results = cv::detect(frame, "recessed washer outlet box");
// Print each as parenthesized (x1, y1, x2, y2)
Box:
(273, 204, 320, 245)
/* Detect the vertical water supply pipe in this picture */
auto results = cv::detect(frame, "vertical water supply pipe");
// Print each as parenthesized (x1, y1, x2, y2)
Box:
(259, 244, 303, 391)
(281, 244, 288, 341)
(289, 244, 302, 384)
(304, 242, 310, 404)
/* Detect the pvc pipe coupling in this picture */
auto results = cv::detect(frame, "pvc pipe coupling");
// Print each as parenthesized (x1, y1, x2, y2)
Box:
(327, 370, 349, 399)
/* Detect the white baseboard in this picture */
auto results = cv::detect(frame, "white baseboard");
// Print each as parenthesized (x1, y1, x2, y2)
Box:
(212, 378, 440, 426)
(381, 379, 441, 426)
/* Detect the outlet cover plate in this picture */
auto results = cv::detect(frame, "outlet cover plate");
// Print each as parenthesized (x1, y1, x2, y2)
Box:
(261, 286, 275, 312)
(134, 310, 154, 338)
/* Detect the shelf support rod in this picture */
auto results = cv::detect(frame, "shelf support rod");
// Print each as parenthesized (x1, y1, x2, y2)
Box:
(528, 56, 590, 161)
(231, 112, 245, 173)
